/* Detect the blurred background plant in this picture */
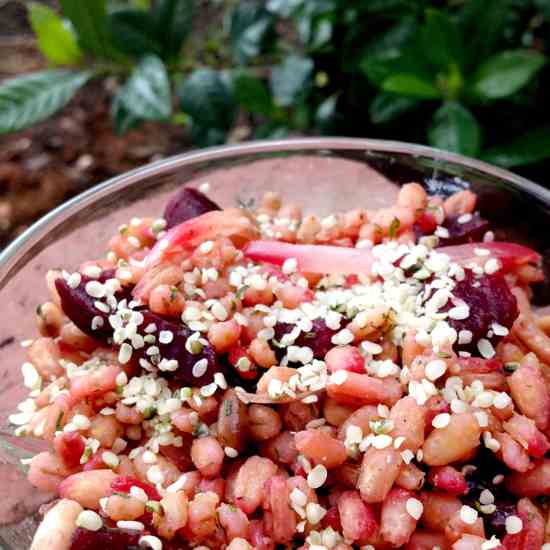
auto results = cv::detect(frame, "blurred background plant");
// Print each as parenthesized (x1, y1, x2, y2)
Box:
(1, 0, 550, 244)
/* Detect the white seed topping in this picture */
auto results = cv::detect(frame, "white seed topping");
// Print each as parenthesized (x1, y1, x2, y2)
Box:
(307, 464, 328, 489)
(460, 505, 478, 525)
(505, 515, 523, 535)
(67, 272, 82, 288)
(479, 489, 495, 505)
(282, 258, 298, 275)
(405, 498, 423, 520)
(448, 305, 470, 320)
(192, 358, 208, 378)
(158, 330, 174, 344)
(224, 446, 238, 458)
(477, 338, 495, 359)
(130, 486, 148, 502)
(72, 414, 91, 430)
(117, 520, 144, 531)
(330, 370, 348, 386)
(76, 510, 103, 531)
(425, 359, 447, 381)
(118, 343, 133, 364)
(199, 240, 214, 254)
(85, 281, 106, 298)
(102, 451, 120, 468)
(139, 535, 163, 550)
(306, 502, 327, 524)
(372, 434, 393, 449)
(331, 329, 354, 346)
(432, 413, 451, 429)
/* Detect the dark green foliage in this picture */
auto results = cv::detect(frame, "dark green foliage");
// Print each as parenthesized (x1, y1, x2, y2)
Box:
(2, 0, 550, 178)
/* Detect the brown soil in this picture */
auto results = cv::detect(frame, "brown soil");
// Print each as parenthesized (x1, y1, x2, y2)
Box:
(0, 0, 224, 249)
(0, 75, 189, 248)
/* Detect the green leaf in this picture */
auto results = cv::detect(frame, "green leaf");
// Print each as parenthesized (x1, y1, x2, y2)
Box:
(359, 18, 430, 86)
(116, 55, 171, 121)
(229, 1, 274, 65)
(233, 73, 273, 116)
(381, 74, 441, 99)
(59, 0, 114, 58)
(178, 68, 236, 133)
(266, 0, 303, 17)
(0, 70, 91, 134)
(420, 9, 462, 69)
(153, 0, 194, 60)
(28, 3, 82, 65)
(108, 10, 162, 57)
(481, 127, 550, 168)
(459, 0, 509, 71)
(369, 93, 419, 124)
(270, 55, 314, 107)
(428, 102, 481, 156)
(468, 50, 546, 100)
(111, 93, 141, 135)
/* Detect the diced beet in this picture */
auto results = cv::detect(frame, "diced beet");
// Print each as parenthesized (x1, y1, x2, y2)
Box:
(273, 319, 337, 360)
(70, 527, 141, 550)
(55, 273, 219, 384)
(55, 271, 121, 340)
(445, 268, 518, 353)
(462, 448, 517, 538)
(110, 476, 161, 501)
(164, 187, 221, 229)
(439, 212, 490, 246)
(137, 310, 218, 386)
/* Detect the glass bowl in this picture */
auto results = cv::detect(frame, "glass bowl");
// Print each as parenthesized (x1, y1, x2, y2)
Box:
(1, 137, 550, 548)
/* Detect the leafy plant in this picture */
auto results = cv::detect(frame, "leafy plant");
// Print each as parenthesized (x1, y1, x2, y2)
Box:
(1, 0, 550, 175)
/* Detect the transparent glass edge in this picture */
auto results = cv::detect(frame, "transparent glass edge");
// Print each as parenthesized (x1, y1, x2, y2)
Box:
(2, 137, 550, 288)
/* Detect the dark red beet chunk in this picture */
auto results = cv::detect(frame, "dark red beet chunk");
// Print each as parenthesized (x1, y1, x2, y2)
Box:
(446, 269, 518, 353)
(273, 319, 337, 360)
(70, 527, 141, 550)
(110, 476, 161, 500)
(462, 448, 518, 538)
(55, 270, 124, 340)
(137, 310, 218, 386)
(164, 187, 221, 229)
(439, 212, 490, 246)
(55, 273, 219, 384)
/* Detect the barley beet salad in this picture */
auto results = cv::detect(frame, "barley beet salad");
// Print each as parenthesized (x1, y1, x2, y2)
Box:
(11, 180, 550, 550)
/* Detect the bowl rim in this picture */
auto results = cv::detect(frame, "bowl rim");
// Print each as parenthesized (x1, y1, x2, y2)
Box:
(2, 136, 550, 284)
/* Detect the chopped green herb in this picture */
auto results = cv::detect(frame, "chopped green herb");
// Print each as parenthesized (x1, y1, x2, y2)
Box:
(504, 362, 520, 373)
(80, 446, 92, 464)
(236, 285, 249, 300)
(237, 197, 255, 211)
(373, 224, 384, 238)
(55, 411, 64, 431)
(170, 286, 178, 301)
(303, 331, 315, 339)
(146, 500, 162, 514)
(271, 338, 285, 349)
(369, 419, 394, 435)
(388, 217, 401, 238)
(143, 406, 157, 419)
(223, 399, 232, 417)
(437, 351, 452, 359)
